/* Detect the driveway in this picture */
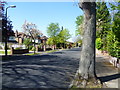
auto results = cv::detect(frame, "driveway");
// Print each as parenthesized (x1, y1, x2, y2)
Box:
(2, 48, 81, 88)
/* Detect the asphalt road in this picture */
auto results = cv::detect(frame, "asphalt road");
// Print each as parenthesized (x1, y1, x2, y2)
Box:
(2, 48, 81, 88)
(2, 47, 120, 89)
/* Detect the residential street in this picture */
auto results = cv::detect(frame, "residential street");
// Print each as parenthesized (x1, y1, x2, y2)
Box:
(2, 48, 80, 88)
(2, 47, 120, 88)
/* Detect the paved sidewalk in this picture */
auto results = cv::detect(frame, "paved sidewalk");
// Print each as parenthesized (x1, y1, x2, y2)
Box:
(96, 53, 120, 88)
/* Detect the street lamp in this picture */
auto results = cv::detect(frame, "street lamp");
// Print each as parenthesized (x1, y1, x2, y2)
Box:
(5, 5, 16, 56)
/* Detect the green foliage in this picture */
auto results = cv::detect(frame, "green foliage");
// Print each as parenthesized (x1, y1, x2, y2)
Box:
(96, 1, 110, 51)
(32, 46, 36, 51)
(75, 15, 84, 35)
(96, 38, 103, 50)
(46, 37, 54, 45)
(75, 15, 83, 27)
(96, 1, 110, 38)
(96, 1, 120, 59)
(15, 47, 22, 50)
(96, 2, 110, 24)
(75, 15, 84, 47)
(47, 23, 71, 49)
(0, 51, 11, 55)
(47, 23, 60, 45)
(112, 11, 120, 42)
(23, 38, 32, 47)
(29, 45, 33, 50)
(58, 28, 71, 43)
(107, 30, 120, 58)
(106, 1, 120, 58)
(47, 23, 60, 37)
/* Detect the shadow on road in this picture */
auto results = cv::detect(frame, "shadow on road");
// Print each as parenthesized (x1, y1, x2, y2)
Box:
(65, 47, 81, 52)
(51, 52, 65, 54)
(98, 73, 120, 82)
(2, 49, 80, 88)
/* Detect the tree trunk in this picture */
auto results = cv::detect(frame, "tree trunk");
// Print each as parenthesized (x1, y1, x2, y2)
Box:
(34, 39, 35, 54)
(78, 1, 96, 79)
(43, 44, 46, 51)
(70, 1, 103, 88)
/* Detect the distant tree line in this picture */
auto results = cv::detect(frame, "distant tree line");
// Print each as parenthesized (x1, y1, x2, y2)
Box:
(47, 23, 71, 50)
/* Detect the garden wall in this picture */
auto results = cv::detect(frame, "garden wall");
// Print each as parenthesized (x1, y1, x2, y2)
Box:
(96, 49, 120, 68)
(11, 47, 29, 54)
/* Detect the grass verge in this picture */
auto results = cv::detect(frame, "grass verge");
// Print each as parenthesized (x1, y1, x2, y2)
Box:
(0, 51, 11, 55)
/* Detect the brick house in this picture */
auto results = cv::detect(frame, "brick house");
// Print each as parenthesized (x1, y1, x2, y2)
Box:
(15, 30, 48, 45)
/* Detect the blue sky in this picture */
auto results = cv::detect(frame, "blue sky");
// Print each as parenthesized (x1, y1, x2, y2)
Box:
(6, 2, 83, 41)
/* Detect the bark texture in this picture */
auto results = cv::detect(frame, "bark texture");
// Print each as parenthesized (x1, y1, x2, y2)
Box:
(78, 1, 96, 79)
(69, 1, 103, 88)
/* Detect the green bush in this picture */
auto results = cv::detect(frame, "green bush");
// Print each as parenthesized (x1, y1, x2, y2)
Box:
(29, 45, 33, 50)
(32, 47, 36, 51)
(15, 47, 22, 50)
(107, 30, 120, 59)
(96, 38, 103, 50)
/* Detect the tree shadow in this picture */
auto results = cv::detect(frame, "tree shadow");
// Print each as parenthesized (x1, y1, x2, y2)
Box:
(51, 52, 65, 54)
(98, 73, 120, 83)
(68, 47, 82, 51)
(2, 50, 80, 88)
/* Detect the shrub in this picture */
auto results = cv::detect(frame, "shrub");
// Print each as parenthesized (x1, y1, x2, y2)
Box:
(107, 30, 120, 59)
(32, 47, 36, 51)
(15, 47, 22, 50)
(96, 38, 103, 50)
(29, 45, 33, 50)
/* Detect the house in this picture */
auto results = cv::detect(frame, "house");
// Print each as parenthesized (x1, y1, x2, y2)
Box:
(15, 30, 48, 45)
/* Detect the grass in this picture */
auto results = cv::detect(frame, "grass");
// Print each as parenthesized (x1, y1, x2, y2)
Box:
(25, 52, 40, 55)
(0, 51, 11, 55)
(45, 50, 58, 53)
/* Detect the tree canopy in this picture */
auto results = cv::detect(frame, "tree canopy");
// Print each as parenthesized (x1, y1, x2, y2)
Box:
(75, 15, 84, 35)
(96, 1, 120, 58)
(58, 28, 71, 44)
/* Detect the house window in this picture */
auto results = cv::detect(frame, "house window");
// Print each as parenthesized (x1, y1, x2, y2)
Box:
(9, 36, 16, 41)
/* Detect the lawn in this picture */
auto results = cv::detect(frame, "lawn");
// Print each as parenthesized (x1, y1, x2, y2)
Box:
(0, 50, 11, 55)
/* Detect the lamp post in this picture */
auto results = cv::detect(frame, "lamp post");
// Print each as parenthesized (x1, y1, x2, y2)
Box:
(5, 5, 16, 56)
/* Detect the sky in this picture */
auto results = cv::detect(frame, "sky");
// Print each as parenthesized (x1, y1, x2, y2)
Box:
(6, 2, 83, 42)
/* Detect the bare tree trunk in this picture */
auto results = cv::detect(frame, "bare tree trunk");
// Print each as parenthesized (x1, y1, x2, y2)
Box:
(78, 1, 96, 79)
(34, 39, 35, 54)
(70, 1, 103, 88)
(43, 44, 46, 51)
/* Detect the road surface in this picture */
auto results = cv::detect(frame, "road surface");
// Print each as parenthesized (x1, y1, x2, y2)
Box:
(2, 47, 120, 89)
(2, 48, 80, 88)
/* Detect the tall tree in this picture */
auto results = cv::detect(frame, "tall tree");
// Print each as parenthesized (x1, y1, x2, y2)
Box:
(71, 0, 102, 88)
(75, 15, 84, 46)
(96, 1, 110, 51)
(23, 38, 32, 49)
(22, 21, 43, 54)
(0, 1, 14, 40)
(58, 28, 71, 48)
(107, 1, 120, 58)
(0, 1, 15, 56)
(75, 15, 84, 35)
(47, 23, 60, 50)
